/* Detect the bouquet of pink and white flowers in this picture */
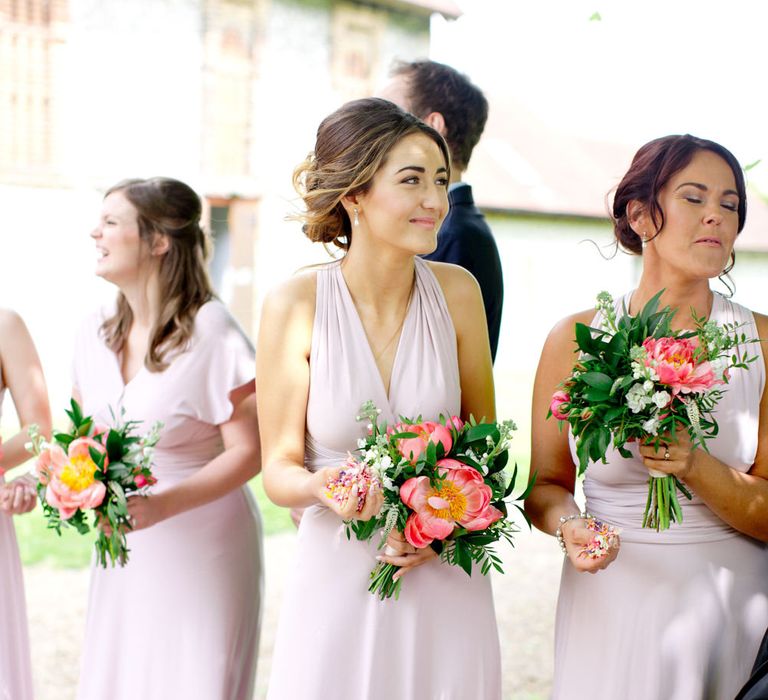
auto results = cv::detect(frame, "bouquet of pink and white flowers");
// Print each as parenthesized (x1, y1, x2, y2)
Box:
(27, 400, 161, 566)
(549, 290, 757, 530)
(325, 402, 531, 600)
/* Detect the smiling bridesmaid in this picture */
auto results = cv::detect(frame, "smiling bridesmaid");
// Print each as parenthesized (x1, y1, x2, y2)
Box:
(74, 178, 263, 700)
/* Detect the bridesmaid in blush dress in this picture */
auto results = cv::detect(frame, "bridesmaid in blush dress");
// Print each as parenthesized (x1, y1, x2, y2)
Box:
(74, 178, 262, 700)
(526, 135, 768, 699)
(0, 309, 52, 700)
(257, 98, 502, 700)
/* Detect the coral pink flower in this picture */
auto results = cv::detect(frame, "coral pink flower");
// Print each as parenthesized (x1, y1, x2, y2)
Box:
(44, 438, 108, 520)
(448, 416, 464, 431)
(642, 337, 723, 395)
(35, 444, 68, 486)
(400, 458, 504, 548)
(550, 390, 570, 420)
(396, 421, 453, 464)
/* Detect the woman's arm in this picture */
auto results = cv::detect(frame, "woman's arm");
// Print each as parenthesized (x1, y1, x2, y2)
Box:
(126, 381, 261, 529)
(524, 309, 619, 572)
(256, 273, 381, 519)
(0, 309, 52, 471)
(638, 311, 768, 541)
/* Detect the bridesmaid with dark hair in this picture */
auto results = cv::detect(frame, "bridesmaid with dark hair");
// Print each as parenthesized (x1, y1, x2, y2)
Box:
(526, 134, 768, 699)
(0, 309, 51, 700)
(74, 178, 262, 700)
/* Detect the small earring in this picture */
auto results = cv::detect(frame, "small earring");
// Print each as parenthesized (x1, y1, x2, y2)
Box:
(353, 208, 359, 227)
(641, 232, 648, 249)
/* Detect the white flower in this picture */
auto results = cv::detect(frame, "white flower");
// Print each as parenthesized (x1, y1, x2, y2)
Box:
(651, 390, 671, 408)
(642, 417, 660, 435)
(643, 380, 654, 392)
(626, 383, 653, 413)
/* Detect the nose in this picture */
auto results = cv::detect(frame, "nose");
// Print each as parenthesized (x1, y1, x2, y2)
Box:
(423, 183, 448, 217)
(703, 205, 723, 226)
(90, 225, 101, 239)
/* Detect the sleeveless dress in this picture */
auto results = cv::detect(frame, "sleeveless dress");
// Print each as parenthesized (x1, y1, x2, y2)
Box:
(553, 291, 768, 700)
(0, 385, 34, 700)
(73, 301, 263, 700)
(266, 257, 502, 700)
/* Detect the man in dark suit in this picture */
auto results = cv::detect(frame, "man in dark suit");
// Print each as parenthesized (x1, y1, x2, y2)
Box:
(378, 60, 504, 361)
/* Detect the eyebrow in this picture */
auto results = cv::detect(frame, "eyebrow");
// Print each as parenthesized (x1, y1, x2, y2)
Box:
(675, 182, 740, 198)
(395, 165, 448, 174)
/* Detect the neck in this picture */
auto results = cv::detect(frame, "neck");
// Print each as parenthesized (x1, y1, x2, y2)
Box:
(632, 268, 713, 329)
(120, 273, 163, 331)
(340, 244, 415, 316)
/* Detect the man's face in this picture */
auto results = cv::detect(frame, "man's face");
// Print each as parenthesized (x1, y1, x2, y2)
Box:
(376, 75, 414, 114)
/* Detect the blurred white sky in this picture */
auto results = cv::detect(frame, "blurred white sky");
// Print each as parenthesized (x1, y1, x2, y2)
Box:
(431, 0, 768, 193)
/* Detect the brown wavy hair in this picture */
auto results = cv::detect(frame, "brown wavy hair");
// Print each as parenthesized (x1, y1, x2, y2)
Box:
(100, 177, 214, 372)
(293, 97, 450, 251)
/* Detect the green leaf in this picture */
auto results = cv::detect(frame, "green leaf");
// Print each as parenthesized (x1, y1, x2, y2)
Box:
(464, 423, 497, 442)
(581, 372, 613, 393)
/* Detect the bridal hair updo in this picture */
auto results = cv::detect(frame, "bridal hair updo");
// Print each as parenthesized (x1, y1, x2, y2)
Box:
(611, 134, 747, 255)
(100, 177, 215, 372)
(293, 97, 450, 251)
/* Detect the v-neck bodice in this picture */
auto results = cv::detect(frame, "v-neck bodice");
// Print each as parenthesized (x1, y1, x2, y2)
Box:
(305, 257, 460, 470)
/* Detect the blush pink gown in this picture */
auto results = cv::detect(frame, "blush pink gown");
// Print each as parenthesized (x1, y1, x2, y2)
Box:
(73, 301, 263, 700)
(266, 258, 502, 700)
(0, 386, 34, 700)
(553, 292, 768, 700)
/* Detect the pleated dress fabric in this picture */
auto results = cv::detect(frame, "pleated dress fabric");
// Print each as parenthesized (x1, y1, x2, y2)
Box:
(0, 386, 34, 700)
(73, 301, 263, 700)
(553, 291, 768, 700)
(266, 257, 502, 700)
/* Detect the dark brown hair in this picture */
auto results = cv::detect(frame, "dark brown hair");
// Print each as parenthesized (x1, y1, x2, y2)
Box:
(100, 177, 214, 371)
(293, 97, 450, 251)
(612, 134, 747, 255)
(390, 59, 488, 172)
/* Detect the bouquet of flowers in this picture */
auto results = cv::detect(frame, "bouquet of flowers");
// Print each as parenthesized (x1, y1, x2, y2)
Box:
(325, 401, 531, 600)
(549, 290, 757, 530)
(27, 399, 161, 566)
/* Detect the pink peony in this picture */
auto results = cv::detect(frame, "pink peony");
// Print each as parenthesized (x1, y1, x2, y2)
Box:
(642, 337, 723, 395)
(400, 458, 504, 548)
(396, 421, 453, 464)
(550, 390, 570, 420)
(35, 444, 68, 486)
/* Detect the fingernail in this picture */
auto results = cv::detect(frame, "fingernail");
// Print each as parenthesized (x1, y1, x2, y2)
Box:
(375, 556, 383, 562)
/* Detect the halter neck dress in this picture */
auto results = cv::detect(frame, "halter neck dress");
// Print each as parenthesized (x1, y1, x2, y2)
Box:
(266, 257, 502, 700)
(553, 291, 768, 700)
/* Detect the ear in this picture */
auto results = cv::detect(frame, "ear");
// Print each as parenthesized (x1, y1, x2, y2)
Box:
(340, 193, 361, 218)
(150, 232, 170, 257)
(422, 111, 446, 138)
(626, 200, 655, 237)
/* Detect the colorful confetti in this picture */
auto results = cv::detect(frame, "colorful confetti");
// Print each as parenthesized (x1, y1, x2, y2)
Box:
(579, 518, 621, 559)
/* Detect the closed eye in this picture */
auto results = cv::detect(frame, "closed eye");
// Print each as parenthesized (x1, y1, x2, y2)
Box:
(684, 196, 702, 204)
(721, 201, 738, 212)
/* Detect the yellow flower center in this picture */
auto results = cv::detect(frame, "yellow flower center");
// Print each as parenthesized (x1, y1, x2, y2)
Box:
(60, 454, 98, 492)
(426, 480, 467, 521)
(669, 353, 687, 368)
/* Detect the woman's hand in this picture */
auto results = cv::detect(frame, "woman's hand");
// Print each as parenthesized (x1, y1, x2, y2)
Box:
(0, 475, 37, 515)
(561, 518, 620, 574)
(376, 529, 437, 581)
(638, 428, 696, 480)
(98, 494, 168, 535)
(313, 466, 383, 521)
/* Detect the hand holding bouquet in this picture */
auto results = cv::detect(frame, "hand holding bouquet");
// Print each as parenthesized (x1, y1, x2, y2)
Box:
(549, 290, 757, 530)
(325, 402, 532, 600)
(27, 399, 161, 566)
